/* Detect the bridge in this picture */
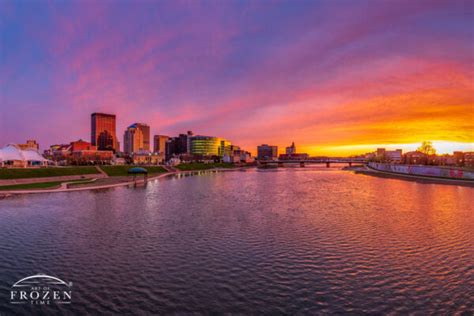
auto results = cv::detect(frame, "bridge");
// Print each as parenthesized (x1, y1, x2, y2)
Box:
(257, 158, 367, 168)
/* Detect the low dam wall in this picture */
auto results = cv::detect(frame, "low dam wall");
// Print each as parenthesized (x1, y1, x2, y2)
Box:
(368, 162, 474, 181)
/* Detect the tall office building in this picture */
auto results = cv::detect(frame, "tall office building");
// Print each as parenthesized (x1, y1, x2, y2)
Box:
(91, 113, 117, 151)
(219, 139, 232, 157)
(153, 135, 169, 154)
(164, 131, 193, 160)
(257, 144, 278, 160)
(123, 123, 150, 154)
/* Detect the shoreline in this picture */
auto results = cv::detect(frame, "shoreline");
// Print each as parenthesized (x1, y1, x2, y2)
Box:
(349, 165, 474, 187)
(0, 167, 248, 196)
(2, 164, 473, 197)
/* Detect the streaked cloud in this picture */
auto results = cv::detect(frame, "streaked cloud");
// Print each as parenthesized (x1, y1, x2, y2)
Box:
(0, 0, 472, 155)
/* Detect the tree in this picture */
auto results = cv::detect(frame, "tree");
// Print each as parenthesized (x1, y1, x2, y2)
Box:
(417, 141, 436, 155)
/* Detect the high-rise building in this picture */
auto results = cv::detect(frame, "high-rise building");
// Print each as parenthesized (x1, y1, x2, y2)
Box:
(185, 131, 193, 153)
(165, 138, 178, 161)
(165, 131, 194, 160)
(219, 139, 232, 157)
(91, 113, 117, 152)
(257, 144, 278, 160)
(153, 135, 169, 154)
(178, 131, 192, 155)
(123, 123, 150, 154)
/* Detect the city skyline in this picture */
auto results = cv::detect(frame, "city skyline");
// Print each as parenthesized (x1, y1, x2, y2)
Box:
(1, 1, 473, 155)
(2, 110, 471, 156)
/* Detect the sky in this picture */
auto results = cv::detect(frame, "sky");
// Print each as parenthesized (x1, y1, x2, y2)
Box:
(1, 0, 473, 156)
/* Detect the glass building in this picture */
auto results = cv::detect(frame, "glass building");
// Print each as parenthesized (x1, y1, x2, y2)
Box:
(91, 113, 117, 152)
(190, 136, 222, 157)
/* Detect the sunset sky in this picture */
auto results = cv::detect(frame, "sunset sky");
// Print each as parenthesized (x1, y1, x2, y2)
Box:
(1, 0, 473, 155)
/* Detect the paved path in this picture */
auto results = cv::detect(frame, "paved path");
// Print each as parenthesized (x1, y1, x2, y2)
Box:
(162, 165, 178, 172)
(0, 172, 176, 195)
(95, 166, 109, 177)
(59, 178, 98, 189)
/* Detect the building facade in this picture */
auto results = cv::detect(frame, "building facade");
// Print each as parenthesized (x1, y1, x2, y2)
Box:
(223, 147, 254, 164)
(153, 135, 169, 154)
(464, 152, 474, 167)
(286, 142, 296, 155)
(219, 139, 232, 157)
(0, 144, 47, 167)
(165, 132, 193, 160)
(279, 153, 309, 160)
(257, 144, 278, 160)
(71, 139, 96, 151)
(18, 140, 39, 151)
(70, 139, 113, 164)
(403, 151, 428, 165)
(190, 136, 221, 157)
(91, 113, 117, 152)
(385, 149, 402, 163)
(131, 152, 164, 165)
(46, 140, 113, 164)
(123, 123, 150, 154)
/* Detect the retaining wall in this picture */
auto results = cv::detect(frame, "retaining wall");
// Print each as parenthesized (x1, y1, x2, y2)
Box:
(368, 162, 474, 180)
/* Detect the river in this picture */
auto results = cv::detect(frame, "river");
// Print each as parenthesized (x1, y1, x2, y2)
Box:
(0, 167, 472, 314)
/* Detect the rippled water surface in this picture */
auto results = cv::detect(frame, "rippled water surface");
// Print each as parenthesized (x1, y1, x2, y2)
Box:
(1, 168, 473, 314)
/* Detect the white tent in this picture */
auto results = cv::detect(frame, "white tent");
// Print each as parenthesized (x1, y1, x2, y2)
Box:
(0, 144, 47, 167)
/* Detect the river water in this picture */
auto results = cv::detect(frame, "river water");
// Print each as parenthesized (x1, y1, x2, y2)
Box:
(0, 167, 473, 314)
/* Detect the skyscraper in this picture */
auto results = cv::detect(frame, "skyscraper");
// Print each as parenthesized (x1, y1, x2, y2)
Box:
(91, 113, 117, 152)
(123, 123, 150, 154)
(153, 135, 169, 154)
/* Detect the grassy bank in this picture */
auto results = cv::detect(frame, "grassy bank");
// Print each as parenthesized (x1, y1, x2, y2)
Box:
(0, 179, 89, 191)
(0, 181, 64, 191)
(0, 167, 99, 180)
(175, 162, 236, 171)
(100, 165, 167, 177)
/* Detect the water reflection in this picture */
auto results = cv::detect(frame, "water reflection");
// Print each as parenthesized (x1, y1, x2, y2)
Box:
(0, 168, 472, 314)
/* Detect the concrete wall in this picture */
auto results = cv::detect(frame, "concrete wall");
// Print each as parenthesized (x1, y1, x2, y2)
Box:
(368, 162, 474, 180)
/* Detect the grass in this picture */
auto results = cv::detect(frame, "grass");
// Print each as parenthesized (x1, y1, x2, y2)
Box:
(0, 167, 99, 179)
(0, 179, 89, 191)
(100, 165, 167, 177)
(175, 162, 236, 171)
(0, 181, 64, 191)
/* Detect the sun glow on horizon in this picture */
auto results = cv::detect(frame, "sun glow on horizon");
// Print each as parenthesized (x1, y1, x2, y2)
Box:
(301, 141, 474, 157)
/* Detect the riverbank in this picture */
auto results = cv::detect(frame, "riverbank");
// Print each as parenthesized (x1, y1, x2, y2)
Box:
(3, 163, 472, 197)
(0, 166, 100, 180)
(347, 165, 474, 187)
(0, 166, 249, 196)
